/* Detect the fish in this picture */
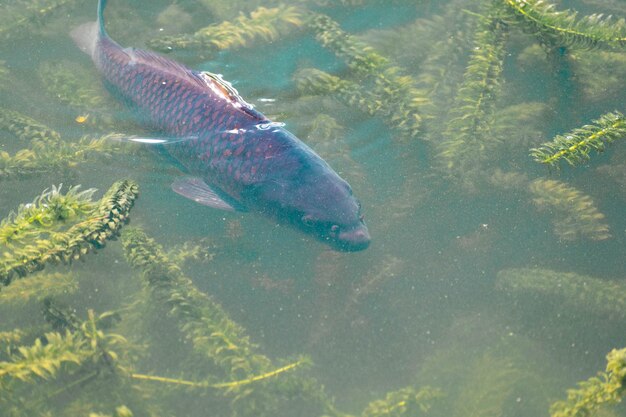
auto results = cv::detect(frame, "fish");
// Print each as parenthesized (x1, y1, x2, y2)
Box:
(71, 0, 370, 251)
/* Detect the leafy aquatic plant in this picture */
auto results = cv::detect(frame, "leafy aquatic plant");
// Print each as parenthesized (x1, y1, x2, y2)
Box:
(550, 347, 626, 417)
(570, 50, 626, 102)
(361, 386, 444, 417)
(454, 354, 531, 417)
(0, 0, 81, 42)
(0, 330, 94, 390)
(87, 405, 134, 417)
(0, 107, 61, 144)
(308, 13, 427, 140)
(528, 178, 610, 241)
(501, 0, 626, 50)
(0, 307, 153, 417)
(436, 5, 508, 188)
(0, 107, 129, 180)
(496, 268, 626, 319)
(413, 5, 476, 123)
(0, 180, 139, 285)
(121, 226, 271, 380)
(147, 6, 305, 57)
(294, 67, 421, 141)
(0, 133, 127, 180)
(531, 111, 626, 167)
(0, 185, 98, 246)
(0, 272, 77, 305)
(38, 60, 117, 129)
(121, 226, 342, 417)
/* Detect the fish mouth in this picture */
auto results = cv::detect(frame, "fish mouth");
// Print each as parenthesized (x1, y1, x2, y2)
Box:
(333, 224, 371, 252)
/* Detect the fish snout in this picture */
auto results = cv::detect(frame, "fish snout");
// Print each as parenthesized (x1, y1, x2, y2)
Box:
(335, 224, 371, 251)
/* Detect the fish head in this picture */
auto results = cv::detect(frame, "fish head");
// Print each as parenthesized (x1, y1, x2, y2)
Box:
(297, 174, 370, 252)
(252, 165, 370, 251)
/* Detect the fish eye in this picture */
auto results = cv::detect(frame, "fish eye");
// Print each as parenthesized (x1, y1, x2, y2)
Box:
(330, 225, 340, 236)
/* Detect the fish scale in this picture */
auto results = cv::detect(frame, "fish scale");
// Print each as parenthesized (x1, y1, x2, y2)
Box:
(71, 0, 370, 251)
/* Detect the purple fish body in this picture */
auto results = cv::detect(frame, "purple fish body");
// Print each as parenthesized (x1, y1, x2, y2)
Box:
(71, 0, 370, 251)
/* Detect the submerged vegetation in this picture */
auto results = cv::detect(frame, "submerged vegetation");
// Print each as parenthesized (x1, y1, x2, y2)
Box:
(531, 111, 626, 167)
(147, 6, 306, 58)
(2, 0, 626, 416)
(0, 180, 138, 285)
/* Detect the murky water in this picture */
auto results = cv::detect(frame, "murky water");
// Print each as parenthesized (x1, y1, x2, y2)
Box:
(2, 0, 626, 416)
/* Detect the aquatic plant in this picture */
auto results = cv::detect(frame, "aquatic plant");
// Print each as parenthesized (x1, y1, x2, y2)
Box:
(0, 107, 61, 144)
(528, 179, 610, 241)
(0, 180, 139, 285)
(0, 185, 97, 246)
(39, 61, 106, 109)
(1, 130, 128, 181)
(415, 314, 558, 417)
(347, 255, 404, 307)
(531, 111, 626, 167)
(0, 107, 130, 181)
(361, 386, 444, 417)
(492, 101, 552, 148)
(0, 307, 154, 417)
(597, 161, 626, 197)
(413, 8, 474, 122)
(436, 5, 508, 187)
(294, 67, 426, 143)
(309, 13, 427, 140)
(0, 329, 25, 346)
(0, 272, 77, 305)
(496, 268, 626, 319)
(312, 0, 367, 6)
(38, 61, 116, 129)
(294, 68, 379, 115)
(501, 0, 626, 50)
(0, 0, 81, 42)
(87, 405, 134, 417)
(0, 329, 97, 390)
(569, 50, 626, 102)
(121, 227, 342, 417)
(121, 226, 271, 380)
(454, 354, 530, 417)
(550, 347, 626, 417)
(147, 6, 305, 56)
(0, 148, 45, 179)
(488, 169, 530, 191)
(165, 239, 217, 264)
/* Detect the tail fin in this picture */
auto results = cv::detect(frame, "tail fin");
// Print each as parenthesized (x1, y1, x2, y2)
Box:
(70, 22, 99, 56)
(70, 0, 107, 56)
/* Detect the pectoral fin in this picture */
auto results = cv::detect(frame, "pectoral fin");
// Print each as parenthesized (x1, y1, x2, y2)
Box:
(172, 177, 246, 212)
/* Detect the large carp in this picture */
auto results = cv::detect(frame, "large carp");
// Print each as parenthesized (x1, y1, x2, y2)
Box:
(71, 0, 370, 251)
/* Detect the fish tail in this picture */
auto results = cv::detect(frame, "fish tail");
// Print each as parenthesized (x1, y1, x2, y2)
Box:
(70, 0, 108, 56)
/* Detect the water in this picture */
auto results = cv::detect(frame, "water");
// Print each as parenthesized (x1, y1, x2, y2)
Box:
(2, 0, 626, 416)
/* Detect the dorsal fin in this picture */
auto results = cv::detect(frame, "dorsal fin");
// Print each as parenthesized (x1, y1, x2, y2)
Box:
(125, 48, 202, 81)
(123, 48, 268, 122)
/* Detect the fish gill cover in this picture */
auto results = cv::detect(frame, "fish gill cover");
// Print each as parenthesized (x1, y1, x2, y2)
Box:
(1, 0, 626, 416)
